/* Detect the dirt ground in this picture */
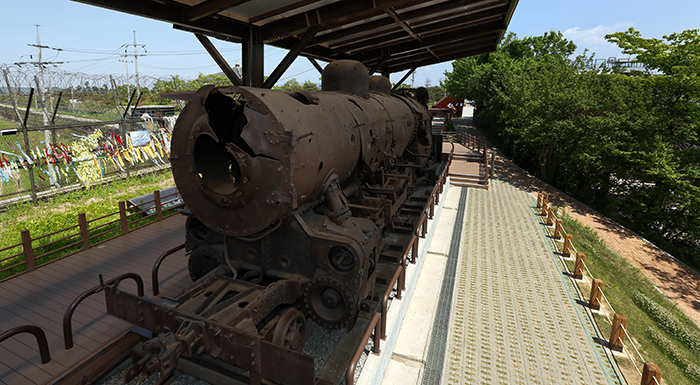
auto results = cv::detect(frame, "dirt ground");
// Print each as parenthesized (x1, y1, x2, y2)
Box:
(453, 118, 700, 328)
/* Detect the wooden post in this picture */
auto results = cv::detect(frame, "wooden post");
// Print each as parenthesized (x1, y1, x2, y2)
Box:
(541, 201, 549, 217)
(641, 362, 662, 385)
(154, 190, 163, 221)
(536, 193, 542, 208)
(21, 230, 36, 272)
(589, 279, 604, 310)
(119, 201, 129, 235)
(547, 206, 555, 226)
(78, 213, 90, 250)
(562, 234, 573, 257)
(609, 313, 627, 352)
(573, 252, 585, 279)
(554, 219, 563, 239)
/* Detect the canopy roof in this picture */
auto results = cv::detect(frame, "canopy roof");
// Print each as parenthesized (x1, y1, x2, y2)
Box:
(74, 0, 519, 86)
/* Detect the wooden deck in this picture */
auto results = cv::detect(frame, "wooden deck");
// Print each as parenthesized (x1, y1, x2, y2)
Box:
(0, 214, 191, 385)
(443, 142, 489, 189)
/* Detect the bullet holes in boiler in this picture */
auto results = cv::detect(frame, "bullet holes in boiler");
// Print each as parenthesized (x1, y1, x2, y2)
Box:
(280, 255, 290, 268)
(246, 248, 257, 260)
(318, 162, 324, 172)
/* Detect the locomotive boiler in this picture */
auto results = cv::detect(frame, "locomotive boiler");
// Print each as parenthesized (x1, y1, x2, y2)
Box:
(103, 60, 438, 383)
(173, 60, 434, 329)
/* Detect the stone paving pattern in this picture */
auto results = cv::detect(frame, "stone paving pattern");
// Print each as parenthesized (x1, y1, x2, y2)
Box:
(441, 178, 623, 384)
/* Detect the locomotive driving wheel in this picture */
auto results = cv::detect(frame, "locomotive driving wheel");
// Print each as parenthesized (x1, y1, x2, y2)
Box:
(272, 308, 306, 352)
(304, 277, 357, 329)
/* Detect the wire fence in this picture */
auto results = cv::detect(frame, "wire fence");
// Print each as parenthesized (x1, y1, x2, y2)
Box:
(0, 65, 186, 205)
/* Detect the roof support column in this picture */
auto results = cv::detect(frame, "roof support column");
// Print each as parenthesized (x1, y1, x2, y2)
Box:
(308, 57, 324, 75)
(262, 26, 319, 89)
(195, 33, 243, 86)
(243, 26, 264, 87)
(391, 65, 416, 91)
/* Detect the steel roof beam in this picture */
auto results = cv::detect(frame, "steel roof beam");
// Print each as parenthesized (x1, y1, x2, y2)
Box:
(349, 20, 503, 62)
(73, 0, 249, 40)
(391, 65, 416, 90)
(337, 18, 501, 57)
(307, 57, 325, 74)
(374, 38, 495, 67)
(383, 45, 494, 73)
(262, 26, 319, 89)
(250, 0, 321, 24)
(187, 0, 252, 22)
(310, 0, 503, 47)
(195, 33, 243, 86)
(330, 9, 504, 52)
(259, 0, 425, 42)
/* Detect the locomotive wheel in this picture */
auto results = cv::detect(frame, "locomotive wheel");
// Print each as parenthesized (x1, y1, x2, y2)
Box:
(272, 308, 306, 351)
(188, 247, 221, 281)
(304, 277, 357, 329)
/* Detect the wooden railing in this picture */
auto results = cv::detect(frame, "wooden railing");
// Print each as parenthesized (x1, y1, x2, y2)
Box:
(536, 193, 663, 385)
(0, 188, 184, 281)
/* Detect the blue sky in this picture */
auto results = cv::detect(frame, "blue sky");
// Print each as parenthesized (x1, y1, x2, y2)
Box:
(1, 0, 698, 88)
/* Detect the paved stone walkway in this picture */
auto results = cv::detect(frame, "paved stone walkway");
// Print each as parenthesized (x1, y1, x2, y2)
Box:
(440, 178, 624, 385)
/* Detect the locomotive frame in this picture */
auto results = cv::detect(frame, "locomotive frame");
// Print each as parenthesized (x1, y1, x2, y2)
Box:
(101, 60, 447, 384)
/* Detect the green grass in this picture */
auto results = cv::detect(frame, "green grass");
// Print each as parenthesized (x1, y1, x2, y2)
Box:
(0, 169, 176, 279)
(555, 209, 700, 385)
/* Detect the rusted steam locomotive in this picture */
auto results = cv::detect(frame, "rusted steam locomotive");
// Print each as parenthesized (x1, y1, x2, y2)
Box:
(104, 60, 438, 383)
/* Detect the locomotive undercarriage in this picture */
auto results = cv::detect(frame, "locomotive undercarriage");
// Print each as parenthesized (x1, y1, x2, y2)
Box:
(101, 62, 439, 383)
(104, 164, 437, 384)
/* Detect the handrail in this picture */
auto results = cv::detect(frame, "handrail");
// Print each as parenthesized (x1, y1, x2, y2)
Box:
(346, 312, 381, 385)
(0, 187, 183, 280)
(31, 223, 80, 242)
(381, 265, 404, 340)
(63, 272, 144, 349)
(152, 242, 186, 296)
(0, 325, 51, 364)
(0, 241, 23, 254)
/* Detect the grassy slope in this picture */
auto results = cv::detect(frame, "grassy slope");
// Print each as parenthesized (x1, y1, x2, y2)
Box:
(557, 209, 700, 385)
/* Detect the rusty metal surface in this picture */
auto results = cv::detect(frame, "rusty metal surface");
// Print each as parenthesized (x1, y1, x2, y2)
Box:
(95, 59, 448, 384)
(104, 278, 316, 385)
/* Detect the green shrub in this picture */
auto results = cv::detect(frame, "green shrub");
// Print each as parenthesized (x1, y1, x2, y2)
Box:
(633, 291, 700, 354)
(647, 326, 700, 383)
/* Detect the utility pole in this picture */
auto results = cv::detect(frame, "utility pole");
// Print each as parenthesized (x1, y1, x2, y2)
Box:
(20, 25, 63, 188)
(121, 31, 146, 99)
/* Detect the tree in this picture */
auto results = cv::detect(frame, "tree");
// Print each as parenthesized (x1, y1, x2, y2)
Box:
(605, 28, 700, 264)
(444, 29, 700, 268)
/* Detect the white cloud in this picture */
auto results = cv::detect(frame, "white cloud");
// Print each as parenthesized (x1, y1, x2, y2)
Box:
(563, 21, 633, 57)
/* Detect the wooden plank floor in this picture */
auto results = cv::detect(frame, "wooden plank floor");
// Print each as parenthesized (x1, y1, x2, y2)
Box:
(0, 214, 191, 385)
